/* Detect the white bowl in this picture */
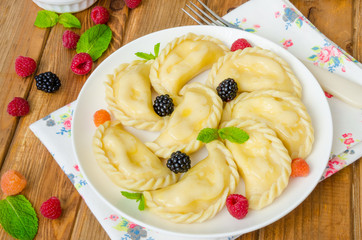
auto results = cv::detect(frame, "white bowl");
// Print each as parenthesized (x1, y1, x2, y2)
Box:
(32, 0, 98, 13)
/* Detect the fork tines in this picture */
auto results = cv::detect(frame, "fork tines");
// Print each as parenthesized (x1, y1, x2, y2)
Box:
(182, 0, 240, 29)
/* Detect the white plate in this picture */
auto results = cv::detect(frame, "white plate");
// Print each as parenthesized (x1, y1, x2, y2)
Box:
(72, 25, 333, 239)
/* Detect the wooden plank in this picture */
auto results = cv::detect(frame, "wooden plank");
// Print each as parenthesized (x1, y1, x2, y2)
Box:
(70, 201, 110, 240)
(0, 0, 49, 167)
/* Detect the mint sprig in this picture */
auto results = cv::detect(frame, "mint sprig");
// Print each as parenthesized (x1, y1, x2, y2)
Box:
(34, 10, 59, 28)
(76, 24, 112, 61)
(121, 191, 145, 211)
(0, 195, 38, 240)
(197, 127, 249, 144)
(218, 126, 249, 143)
(135, 43, 160, 60)
(58, 13, 81, 28)
(197, 128, 219, 143)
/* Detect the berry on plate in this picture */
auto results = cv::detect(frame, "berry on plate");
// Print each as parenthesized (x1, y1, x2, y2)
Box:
(226, 194, 249, 219)
(230, 38, 252, 52)
(216, 78, 238, 102)
(1, 170, 27, 195)
(124, 0, 142, 9)
(153, 94, 174, 117)
(166, 151, 191, 174)
(40, 197, 62, 219)
(62, 30, 80, 49)
(35, 71, 61, 93)
(71, 52, 93, 75)
(291, 158, 310, 177)
(91, 6, 110, 24)
(15, 56, 37, 77)
(93, 109, 111, 127)
(7, 97, 30, 117)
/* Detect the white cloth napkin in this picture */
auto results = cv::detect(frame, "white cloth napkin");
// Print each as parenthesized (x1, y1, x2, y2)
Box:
(29, 0, 362, 239)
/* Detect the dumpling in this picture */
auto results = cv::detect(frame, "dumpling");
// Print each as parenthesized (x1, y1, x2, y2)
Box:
(149, 33, 229, 98)
(92, 121, 177, 191)
(221, 119, 291, 210)
(146, 82, 223, 158)
(105, 60, 166, 131)
(222, 90, 314, 159)
(207, 47, 302, 98)
(143, 140, 239, 223)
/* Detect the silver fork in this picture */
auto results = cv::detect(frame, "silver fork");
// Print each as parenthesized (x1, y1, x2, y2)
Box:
(182, 0, 362, 108)
(182, 0, 242, 30)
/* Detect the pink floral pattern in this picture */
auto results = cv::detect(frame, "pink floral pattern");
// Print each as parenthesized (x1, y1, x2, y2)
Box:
(323, 156, 346, 179)
(340, 133, 359, 149)
(281, 39, 293, 49)
(308, 42, 347, 72)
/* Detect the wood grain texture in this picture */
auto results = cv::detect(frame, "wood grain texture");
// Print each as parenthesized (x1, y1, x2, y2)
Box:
(0, 0, 361, 239)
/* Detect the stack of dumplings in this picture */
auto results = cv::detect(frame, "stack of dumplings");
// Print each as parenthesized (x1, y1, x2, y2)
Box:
(92, 33, 314, 223)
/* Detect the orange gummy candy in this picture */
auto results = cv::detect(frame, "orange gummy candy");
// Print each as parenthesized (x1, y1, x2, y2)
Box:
(1, 170, 27, 195)
(93, 109, 111, 127)
(291, 158, 310, 177)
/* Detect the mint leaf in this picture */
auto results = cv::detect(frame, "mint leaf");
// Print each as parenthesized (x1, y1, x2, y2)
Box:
(34, 10, 59, 28)
(59, 13, 81, 28)
(135, 43, 160, 60)
(218, 127, 249, 144)
(0, 195, 38, 240)
(154, 43, 160, 57)
(121, 191, 142, 200)
(121, 191, 145, 211)
(76, 24, 112, 61)
(197, 128, 219, 143)
(138, 195, 145, 211)
(134, 52, 155, 60)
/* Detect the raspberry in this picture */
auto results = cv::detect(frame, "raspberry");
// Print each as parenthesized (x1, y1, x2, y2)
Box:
(226, 194, 248, 219)
(7, 97, 30, 117)
(40, 197, 62, 219)
(62, 30, 80, 49)
(15, 56, 37, 77)
(124, 0, 142, 9)
(1, 170, 27, 196)
(166, 151, 191, 174)
(71, 53, 93, 75)
(216, 78, 238, 102)
(230, 38, 252, 52)
(93, 109, 111, 127)
(291, 158, 310, 177)
(91, 6, 110, 24)
(153, 94, 174, 117)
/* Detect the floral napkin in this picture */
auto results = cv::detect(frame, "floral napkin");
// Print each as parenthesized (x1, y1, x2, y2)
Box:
(29, 0, 362, 239)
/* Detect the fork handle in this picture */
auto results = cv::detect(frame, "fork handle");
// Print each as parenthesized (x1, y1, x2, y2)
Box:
(302, 61, 362, 108)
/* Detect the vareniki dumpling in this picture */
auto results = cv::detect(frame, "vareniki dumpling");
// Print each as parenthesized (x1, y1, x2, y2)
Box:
(222, 90, 314, 159)
(207, 47, 302, 98)
(143, 140, 239, 223)
(221, 119, 291, 210)
(92, 121, 177, 191)
(105, 60, 166, 131)
(150, 33, 229, 98)
(146, 82, 223, 158)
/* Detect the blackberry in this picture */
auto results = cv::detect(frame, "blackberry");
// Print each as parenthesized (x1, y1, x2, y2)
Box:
(35, 72, 61, 93)
(166, 151, 191, 174)
(216, 78, 238, 102)
(153, 94, 174, 117)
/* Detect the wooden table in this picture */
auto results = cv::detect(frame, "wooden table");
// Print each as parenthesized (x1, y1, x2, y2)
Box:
(0, 0, 361, 239)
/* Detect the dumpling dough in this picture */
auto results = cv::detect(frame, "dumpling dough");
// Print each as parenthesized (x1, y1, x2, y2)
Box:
(146, 82, 223, 158)
(222, 90, 314, 159)
(150, 33, 229, 98)
(143, 140, 239, 223)
(105, 60, 166, 131)
(221, 119, 291, 210)
(92, 121, 177, 191)
(207, 47, 302, 98)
